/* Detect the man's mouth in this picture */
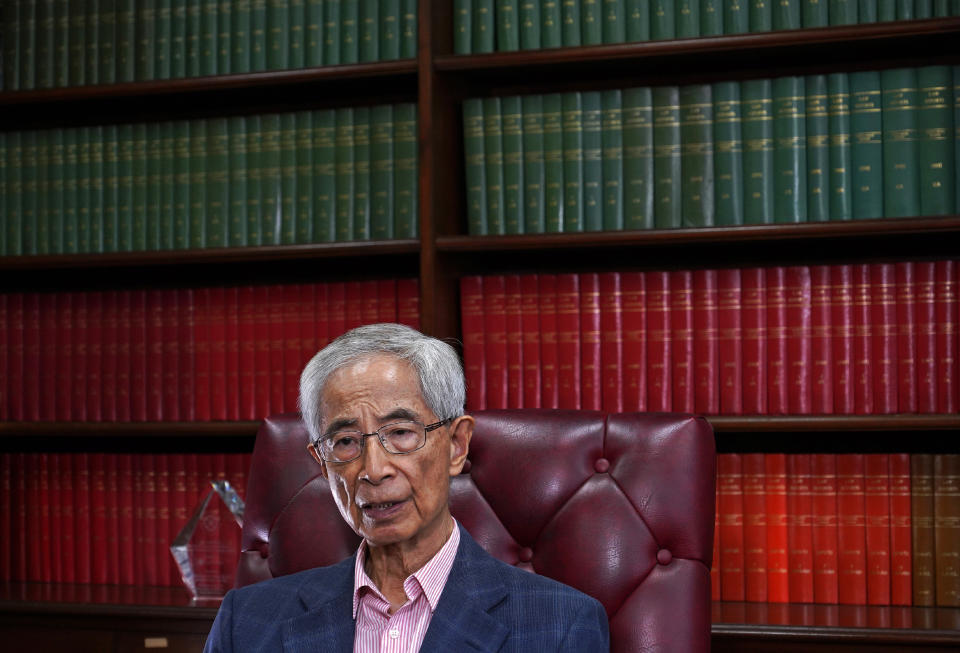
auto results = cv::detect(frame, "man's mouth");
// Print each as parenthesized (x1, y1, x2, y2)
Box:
(363, 501, 399, 510)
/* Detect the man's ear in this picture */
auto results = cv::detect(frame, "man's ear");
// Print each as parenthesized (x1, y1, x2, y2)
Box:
(307, 443, 330, 480)
(447, 415, 474, 476)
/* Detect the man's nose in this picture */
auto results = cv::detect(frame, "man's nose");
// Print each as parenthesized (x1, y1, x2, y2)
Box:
(359, 433, 396, 483)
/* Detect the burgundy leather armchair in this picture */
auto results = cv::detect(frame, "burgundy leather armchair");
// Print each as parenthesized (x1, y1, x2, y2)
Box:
(236, 410, 716, 653)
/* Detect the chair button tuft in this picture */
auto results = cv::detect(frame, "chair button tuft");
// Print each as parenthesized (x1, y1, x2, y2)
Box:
(518, 547, 534, 563)
(461, 459, 472, 473)
(594, 458, 610, 473)
(259, 543, 269, 559)
(657, 549, 672, 565)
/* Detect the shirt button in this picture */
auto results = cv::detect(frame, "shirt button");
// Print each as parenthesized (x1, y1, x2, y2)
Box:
(389, 629, 399, 639)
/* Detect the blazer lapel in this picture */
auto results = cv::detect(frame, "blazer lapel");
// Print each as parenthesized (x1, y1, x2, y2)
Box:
(281, 560, 356, 653)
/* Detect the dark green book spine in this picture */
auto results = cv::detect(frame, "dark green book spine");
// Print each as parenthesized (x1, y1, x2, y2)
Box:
(623, 86, 654, 229)
(749, 0, 772, 32)
(601, 89, 624, 230)
(352, 106, 372, 240)
(290, 0, 305, 68)
(875, 0, 892, 21)
(313, 109, 336, 241)
(803, 0, 827, 25)
(89, 127, 105, 252)
(218, 0, 232, 73)
(502, 95, 526, 234)
(306, 0, 324, 64)
(562, 0, 582, 46)
(245, 114, 263, 245)
(268, 0, 290, 68)
(520, 0, 541, 49)
(251, 0, 268, 69)
(232, 0, 252, 72)
(934, 0, 949, 15)
(829, 0, 857, 22)
(296, 111, 315, 243)
(341, 0, 359, 63)
(380, 0, 400, 60)
(582, 0, 602, 45)
(3, 1, 21, 90)
(85, 0, 100, 85)
(724, 0, 749, 33)
(0, 134, 5, 253)
(522, 94, 546, 233)
(201, 0, 219, 75)
(155, 0, 172, 79)
(359, 0, 378, 61)
(474, 0, 495, 53)
(582, 91, 604, 231)
(701, 0, 722, 35)
(117, 0, 136, 82)
(464, 98, 488, 235)
(773, 0, 800, 29)
(483, 96, 506, 235)
(99, 0, 117, 85)
(562, 91, 584, 232)
(54, 0, 70, 87)
(117, 124, 135, 251)
(881, 67, 920, 218)
(24, 132, 38, 252)
(677, 0, 700, 38)
(850, 70, 883, 219)
(499, 0, 521, 50)
(542, 0, 562, 47)
(261, 113, 282, 244)
(603, 0, 626, 42)
(806, 74, 829, 222)
(454, 0, 472, 53)
(680, 83, 715, 228)
(21, 1, 36, 89)
(68, 1, 84, 86)
(323, 0, 340, 64)
(173, 120, 191, 248)
(653, 85, 681, 229)
(171, 0, 187, 77)
(917, 66, 955, 216)
(207, 117, 229, 247)
(137, 1, 157, 81)
(189, 118, 208, 248)
(773, 76, 806, 224)
(144, 123, 161, 250)
(543, 93, 565, 232)
(955, 66, 960, 215)
(185, 0, 200, 76)
(159, 121, 177, 249)
(742, 78, 774, 224)
(827, 72, 853, 221)
(37, 0, 54, 89)
(896, 0, 913, 18)
(63, 129, 79, 253)
(370, 104, 395, 239)
(6, 132, 22, 254)
(399, 0, 416, 58)
(228, 116, 249, 246)
(651, 0, 675, 39)
(916, 0, 932, 17)
(335, 107, 355, 241)
(713, 81, 744, 226)
(280, 111, 299, 244)
(76, 128, 91, 252)
(393, 102, 418, 237)
(626, 0, 650, 40)
(36, 131, 51, 254)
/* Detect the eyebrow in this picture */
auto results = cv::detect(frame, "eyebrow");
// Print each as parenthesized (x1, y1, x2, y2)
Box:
(323, 408, 422, 435)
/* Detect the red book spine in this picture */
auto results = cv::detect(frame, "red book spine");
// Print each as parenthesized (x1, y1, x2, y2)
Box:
(670, 270, 694, 413)
(23, 455, 38, 580)
(0, 454, 8, 578)
(105, 453, 120, 584)
(888, 453, 912, 606)
(59, 453, 75, 583)
(87, 292, 105, 421)
(539, 274, 560, 409)
(56, 295, 74, 421)
(621, 272, 646, 412)
(140, 454, 157, 585)
(360, 279, 380, 326)
(810, 266, 833, 414)
(23, 293, 41, 420)
(935, 260, 957, 412)
(40, 293, 57, 421)
(556, 274, 581, 409)
(579, 272, 602, 411)
(767, 267, 788, 415)
(765, 453, 789, 603)
(227, 454, 247, 585)
(253, 285, 271, 418)
(460, 276, 486, 411)
(297, 284, 316, 408)
(116, 291, 132, 422)
(483, 275, 508, 409)
(865, 453, 892, 605)
(896, 262, 918, 413)
(871, 264, 898, 414)
(118, 454, 135, 585)
(314, 282, 330, 351)
(853, 264, 875, 415)
(345, 280, 364, 330)
(694, 269, 719, 414)
(282, 284, 301, 413)
(129, 291, 147, 422)
(225, 286, 241, 420)
(831, 265, 855, 414)
(505, 275, 525, 409)
(8, 294, 25, 420)
(376, 279, 397, 323)
(155, 455, 171, 585)
(146, 290, 164, 421)
(50, 456, 63, 582)
(396, 278, 420, 330)
(12, 453, 27, 580)
(238, 286, 257, 420)
(177, 288, 196, 421)
(742, 453, 768, 602)
(0, 296, 7, 421)
(101, 291, 118, 422)
(268, 284, 286, 415)
(837, 453, 868, 604)
(646, 271, 672, 412)
(38, 453, 51, 581)
(195, 287, 214, 420)
(718, 269, 743, 415)
(786, 266, 812, 414)
(74, 461, 91, 583)
(71, 293, 88, 421)
(170, 453, 188, 588)
(718, 454, 745, 601)
(90, 452, 107, 584)
(811, 453, 839, 604)
(786, 454, 814, 603)
(712, 493, 721, 601)
(599, 272, 623, 413)
(916, 263, 937, 413)
(742, 268, 767, 415)
(520, 275, 542, 408)
(161, 290, 180, 422)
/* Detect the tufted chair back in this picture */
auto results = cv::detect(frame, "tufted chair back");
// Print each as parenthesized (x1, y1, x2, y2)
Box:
(235, 409, 715, 653)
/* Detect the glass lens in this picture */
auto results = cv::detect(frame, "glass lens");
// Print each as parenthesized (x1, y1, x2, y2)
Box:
(381, 421, 425, 453)
(322, 432, 363, 462)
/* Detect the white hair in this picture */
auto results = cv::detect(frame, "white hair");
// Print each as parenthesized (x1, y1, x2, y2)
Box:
(298, 323, 466, 442)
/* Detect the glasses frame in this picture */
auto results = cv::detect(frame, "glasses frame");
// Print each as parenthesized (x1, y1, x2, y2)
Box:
(310, 417, 453, 464)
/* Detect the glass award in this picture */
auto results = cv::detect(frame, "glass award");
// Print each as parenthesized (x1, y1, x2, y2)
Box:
(171, 479, 246, 600)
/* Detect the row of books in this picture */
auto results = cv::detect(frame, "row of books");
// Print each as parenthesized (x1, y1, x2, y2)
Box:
(454, 0, 960, 53)
(0, 0, 418, 91)
(0, 451, 251, 588)
(463, 66, 959, 235)
(459, 263, 959, 415)
(711, 453, 960, 608)
(0, 278, 420, 422)
(0, 104, 419, 257)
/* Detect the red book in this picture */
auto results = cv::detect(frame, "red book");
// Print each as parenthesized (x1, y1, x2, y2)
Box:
(742, 268, 767, 415)
(345, 280, 364, 330)
(86, 292, 104, 422)
(55, 293, 74, 421)
(935, 260, 957, 412)
(718, 269, 743, 415)
(556, 274, 581, 409)
(837, 454, 868, 604)
(767, 267, 788, 415)
(712, 493, 721, 601)
(483, 275, 508, 410)
(599, 272, 623, 413)
(896, 262, 918, 413)
(225, 287, 241, 420)
(871, 264, 898, 414)
(48, 455, 61, 581)
(238, 286, 257, 420)
(22, 454, 37, 580)
(139, 454, 157, 584)
(177, 288, 196, 421)
(101, 291, 118, 422)
(810, 266, 833, 414)
(360, 279, 380, 326)
(161, 289, 180, 422)
(227, 454, 247, 585)
(831, 265, 855, 415)
(865, 453, 892, 605)
(283, 284, 301, 413)
(105, 454, 120, 584)
(785, 266, 812, 414)
(116, 291, 132, 422)
(39, 293, 57, 421)
(717, 454, 745, 601)
(0, 296, 7, 421)
(646, 271, 672, 412)
(396, 278, 420, 330)
(670, 270, 694, 413)
(693, 269, 720, 415)
(90, 452, 107, 584)
(12, 453, 27, 580)
(786, 453, 814, 603)
(253, 285, 271, 418)
(377, 279, 397, 323)
(505, 275, 525, 409)
(314, 282, 330, 351)
(59, 453, 76, 583)
(915, 262, 937, 413)
(520, 275, 542, 408)
(23, 293, 41, 421)
(852, 264, 875, 415)
(37, 453, 51, 581)
(118, 454, 135, 585)
(539, 274, 560, 409)
(268, 284, 286, 415)
(194, 287, 212, 421)
(7, 294, 25, 420)
(146, 289, 164, 421)
(742, 453, 768, 602)
(155, 455, 171, 586)
(811, 454, 839, 604)
(328, 281, 346, 339)
(621, 272, 646, 412)
(71, 293, 88, 421)
(888, 453, 912, 606)
(579, 273, 602, 411)
(211, 286, 230, 419)
(129, 290, 147, 422)
(298, 284, 317, 388)
(170, 453, 188, 588)
(765, 453, 789, 603)
(0, 454, 9, 578)
(460, 276, 486, 411)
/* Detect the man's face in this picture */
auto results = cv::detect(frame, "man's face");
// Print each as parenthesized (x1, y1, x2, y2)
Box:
(312, 354, 472, 553)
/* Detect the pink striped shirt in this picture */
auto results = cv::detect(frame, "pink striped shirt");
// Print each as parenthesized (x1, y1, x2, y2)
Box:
(352, 522, 461, 653)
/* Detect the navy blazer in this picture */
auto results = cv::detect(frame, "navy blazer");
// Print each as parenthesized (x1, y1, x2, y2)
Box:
(204, 524, 610, 652)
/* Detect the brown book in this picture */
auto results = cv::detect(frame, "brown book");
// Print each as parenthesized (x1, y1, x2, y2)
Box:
(934, 454, 960, 606)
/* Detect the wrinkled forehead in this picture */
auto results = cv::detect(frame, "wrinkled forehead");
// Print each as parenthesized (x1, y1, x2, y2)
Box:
(318, 353, 427, 427)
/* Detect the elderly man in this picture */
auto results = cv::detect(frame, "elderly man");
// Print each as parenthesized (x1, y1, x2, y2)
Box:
(204, 323, 609, 652)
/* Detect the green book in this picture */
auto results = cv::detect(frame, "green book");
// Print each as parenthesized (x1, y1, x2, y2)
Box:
(290, 0, 306, 68)
(68, 1, 84, 86)
(261, 113, 282, 244)
(454, 0, 472, 53)
(934, 0, 950, 15)
(562, 0, 582, 46)
(601, 89, 624, 230)
(228, 116, 249, 246)
(603, 0, 626, 42)
(99, 0, 117, 84)
(76, 128, 91, 252)
(159, 121, 177, 249)
(850, 70, 883, 219)
(875, 0, 891, 21)
(24, 132, 39, 253)
(881, 67, 920, 218)
(582, 0, 602, 45)
(252, 0, 268, 69)
(296, 111, 315, 243)
(352, 106, 372, 240)
(189, 118, 208, 248)
(829, 0, 857, 22)
(956, 66, 960, 214)
(171, 0, 187, 77)
(370, 104, 395, 239)
(268, 0, 291, 69)
(117, 124, 135, 251)
(313, 109, 336, 241)
(341, 0, 359, 63)
(155, 0, 172, 79)
(37, 0, 54, 89)
(50, 130, 67, 253)
(207, 118, 229, 247)
(380, 0, 400, 60)
(522, 94, 546, 233)
(742, 78, 774, 224)
(245, 114, 263, 245)
(803, 0, 827, 25)
(185, 0, 201, 76)
(63, 129, 79, 253)
(0, 134, 5, 253)
(85, 0, 100, 85)
(917, 66, 954, 215)
(3, 1, 21, 90)
(806, 74, 829, 222)
(280, 111, 299, 244)
(713, 81, 744, 226)
(137, 0, 157, 81)
(582, 91, 603, 231)
(54, 0, 70, 87)
(724, 0, 749, 34)
(306, 0, 325, 65)
(626, 0, 651, 40)
(173, 120, 191, 248)
(334, 107, 355, 241)
(89, 126, 105, 252)
(651, 0, 675, 39)
(393, 102, 418, 237)
(773, 0, 800, 29)
(653, 85, 681, 229)
(827, 72, 853, 221)
(232, 0, 251, 72)
(323, 0, 340, 64)
(201, 0, 219, 75)
(562, 91, 584, 232)
(542, 0, 562, 47)
(543, 93, 564, 232)
(117, 0, 136, 82)
(474, 0, 495, 52)
(483, 96, 506, 235)
(519, 0, 541, 49)
(359, 0, 378, 62)
(21, 1, 36, 88)
(772, 76, 806, 224)
(218, 0, 232, 73)
(499, 0, 521, 50)
(916, 0, 932, 16)
(399, 0, 416, 58)
(677, 0, 700, 38)
(680, 83, 715, 228)
(464, 98, 488, 235)
(502, 95, 526, 234)
(896, 0, 913, 18)
(35, 130, 51, 254)
(6, 132, 23, 254)
(623, 86, 655, 229)
(701, 0, 722, 35)
(145, 123, 162, 250)
(749, 0, 772, 32)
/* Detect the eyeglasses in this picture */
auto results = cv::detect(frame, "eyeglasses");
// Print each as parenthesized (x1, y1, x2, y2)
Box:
(311, 418, 452, 464)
